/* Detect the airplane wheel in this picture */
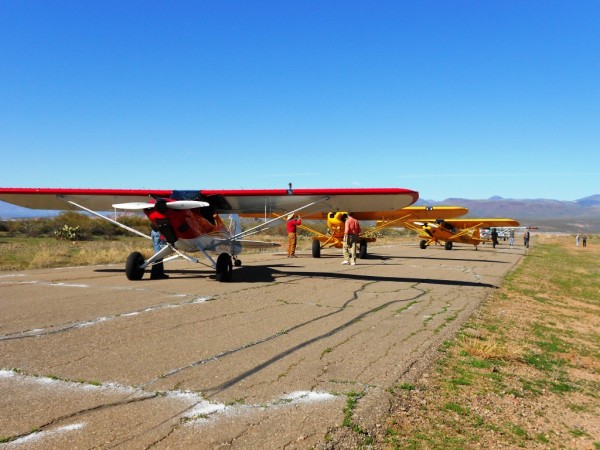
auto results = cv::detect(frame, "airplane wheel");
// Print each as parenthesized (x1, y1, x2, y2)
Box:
(445, 241, 453, 250)
(126, 252, 145, 280)
(312, 239, 321, 258)
(216, 252, 233, 282)
(419, 240, 428, 249)
(359, 240, 367, 259)
(234, 259, 242, 267)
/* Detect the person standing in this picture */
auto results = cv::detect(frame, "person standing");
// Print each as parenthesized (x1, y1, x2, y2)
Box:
(342, 212, 361, 265)
(509, 229, 515, 247)
(286, 214, 302, 257)
(582, 234, 587, 247)
(576, 234, 580, 247)
(524, 229, 530, 248)
(150, 224, 169, 279)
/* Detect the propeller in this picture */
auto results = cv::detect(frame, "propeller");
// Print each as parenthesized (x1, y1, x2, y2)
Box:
(414, 221, 438, 228)
(113, 200, 210, 210)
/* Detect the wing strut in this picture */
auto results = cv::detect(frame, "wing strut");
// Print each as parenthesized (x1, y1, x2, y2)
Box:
(62, 199, 151, 240)
(230, 197, 329, 241)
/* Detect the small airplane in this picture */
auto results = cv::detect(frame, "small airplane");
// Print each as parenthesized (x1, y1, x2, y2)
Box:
(404, 218, 521, 250)
(242, 206, 469, 258)
(0, 186, 418, 281)
(480, 226, 538, 239)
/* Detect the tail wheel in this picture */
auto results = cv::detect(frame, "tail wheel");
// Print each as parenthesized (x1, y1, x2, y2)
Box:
(359, 240, 367, 259)
(419, 240, 428, 249)
(216, 252, 233, 282)
(126, 252, 145, 280)
(312, 239, 321, 258)
(445, 241, 453, 250)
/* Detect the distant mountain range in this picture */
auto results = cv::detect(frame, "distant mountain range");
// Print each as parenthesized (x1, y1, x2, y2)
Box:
(2, 195, 599, 233)
(417, 195, 600, 233)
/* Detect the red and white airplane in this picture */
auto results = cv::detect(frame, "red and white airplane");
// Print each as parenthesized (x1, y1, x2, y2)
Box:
(0, 186, 418, 281)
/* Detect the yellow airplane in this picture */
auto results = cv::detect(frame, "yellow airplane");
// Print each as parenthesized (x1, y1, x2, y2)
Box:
(296, 206, 469, 258)
(405, 218, 521, 250)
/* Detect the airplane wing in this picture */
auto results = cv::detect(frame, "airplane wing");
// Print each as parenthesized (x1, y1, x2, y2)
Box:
(442, 218, 521, 229)
(0, 187, 418, 214)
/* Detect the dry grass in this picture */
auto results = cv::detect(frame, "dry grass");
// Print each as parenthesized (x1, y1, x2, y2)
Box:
(460, 336, 526, 363)
(0, 236, 151, 271)
(376, 236, 600, 449)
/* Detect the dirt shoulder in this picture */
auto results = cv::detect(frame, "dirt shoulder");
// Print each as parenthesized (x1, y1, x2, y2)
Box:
(362, 236, 600, 449)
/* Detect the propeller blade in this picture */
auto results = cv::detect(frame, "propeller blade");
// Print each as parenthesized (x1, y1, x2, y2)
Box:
(165, 200, 210, 209)
(113, 200, 209, 211)
(414, 221, 438, 227)
(112, 202, 155, 210)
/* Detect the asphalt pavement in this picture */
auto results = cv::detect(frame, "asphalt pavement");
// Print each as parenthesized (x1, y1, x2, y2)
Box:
(0, 242, 525, 449)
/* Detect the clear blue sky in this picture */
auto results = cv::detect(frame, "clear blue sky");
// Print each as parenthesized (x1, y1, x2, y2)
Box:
(2, 1, 599, 201)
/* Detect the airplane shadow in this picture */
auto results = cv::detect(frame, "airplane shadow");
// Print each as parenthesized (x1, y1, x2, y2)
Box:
(97, 259, 501, 286)
(234, 264, 497, 288)
(397, 255, 510, 264)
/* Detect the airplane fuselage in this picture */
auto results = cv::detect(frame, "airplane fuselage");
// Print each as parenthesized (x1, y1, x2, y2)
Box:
(145, 206, 241, 254)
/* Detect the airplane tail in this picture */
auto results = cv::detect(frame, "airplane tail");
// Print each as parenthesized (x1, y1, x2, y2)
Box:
(472, 228, 486, 243)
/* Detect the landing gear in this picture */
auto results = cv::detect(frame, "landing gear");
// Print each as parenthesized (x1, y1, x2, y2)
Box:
(312, 239, 321, 258)
(216, 252, 233, 282)
(445, 241, 453, 250)
(419, 240, 428, 249)
(359, 240, 367, 259)
(125, 252, 145, 280)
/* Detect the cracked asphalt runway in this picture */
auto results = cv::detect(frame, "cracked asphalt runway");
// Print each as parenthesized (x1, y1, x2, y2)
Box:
(0, 242, 525, 449)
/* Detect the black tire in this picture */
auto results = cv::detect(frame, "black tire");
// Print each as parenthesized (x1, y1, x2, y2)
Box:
(234, 259, 242, 267)
(216, 252, 233, 282)
(445, 241, 453, 250)
(359, 240, 367, 259)
(312, 239, 321, 258)
(419, 240, 428, 249)
(125, 252, 145, 280)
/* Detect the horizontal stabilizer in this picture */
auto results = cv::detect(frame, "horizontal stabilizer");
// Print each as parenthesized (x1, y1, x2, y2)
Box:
(238, 240, 281, 248)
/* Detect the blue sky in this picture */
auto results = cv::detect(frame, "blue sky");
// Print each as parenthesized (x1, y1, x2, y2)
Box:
(1, 1, 599, 201)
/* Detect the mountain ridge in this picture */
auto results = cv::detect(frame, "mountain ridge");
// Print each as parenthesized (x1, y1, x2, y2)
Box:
(416, 195, 600, 233)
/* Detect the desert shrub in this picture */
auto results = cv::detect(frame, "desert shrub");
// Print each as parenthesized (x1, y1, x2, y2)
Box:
(50, 212, 93, 240)
(54, 224, 85, 241)
(6, 218, 55, 237)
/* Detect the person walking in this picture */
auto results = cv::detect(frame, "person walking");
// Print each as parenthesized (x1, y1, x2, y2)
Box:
(342, 212, 361, 265)
(491, 228, 499, 248)
(286, 214, 302, 257)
